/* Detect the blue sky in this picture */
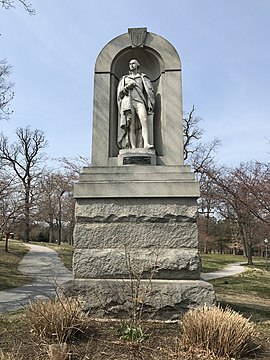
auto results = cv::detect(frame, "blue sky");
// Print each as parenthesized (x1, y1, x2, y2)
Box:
(1, 0, 270, 167)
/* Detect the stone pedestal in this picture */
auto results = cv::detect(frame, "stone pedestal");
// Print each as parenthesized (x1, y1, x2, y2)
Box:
(118, 148, 156, 166)
(64, 28, 215, 319)
(64, 279, 215, 320)
(64, 165, 216, 319)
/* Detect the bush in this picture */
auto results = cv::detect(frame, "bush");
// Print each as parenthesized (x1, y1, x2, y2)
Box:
(180, 305, 258, 358)
(25, 295, 90, 343)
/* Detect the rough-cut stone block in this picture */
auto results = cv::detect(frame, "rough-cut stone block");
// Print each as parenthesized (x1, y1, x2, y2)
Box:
(74, 221, 198, 249)
(75, 197, 198, 219)
(73, 248, 200, 280)
(63, 279, 216, 320)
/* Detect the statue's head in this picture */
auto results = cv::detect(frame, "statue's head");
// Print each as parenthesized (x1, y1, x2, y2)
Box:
(129, 59, 140, 72)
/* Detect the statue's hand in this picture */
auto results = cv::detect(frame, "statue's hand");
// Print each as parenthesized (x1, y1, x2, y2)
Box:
(119, 89, 126, 98)
(125, 80, 136, 90)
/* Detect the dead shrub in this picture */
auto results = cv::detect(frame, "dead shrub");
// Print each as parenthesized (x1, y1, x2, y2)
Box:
(25, 295, 90, 343)
(47, 343, 70, 360)
(0, 348, 23, 360)
(180, 305, 258, 358)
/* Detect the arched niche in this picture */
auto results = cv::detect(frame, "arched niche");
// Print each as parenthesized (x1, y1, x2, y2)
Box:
(91, 29, 183, 167)
(109, 47, 164, 158)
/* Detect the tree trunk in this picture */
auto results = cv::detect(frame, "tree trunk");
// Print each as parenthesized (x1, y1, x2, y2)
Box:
(246, 243, 253, 265)
(5, 232, 10, 252)
(24, 185, 30, 242)
(49, 220, 54, 243)
(58, 197, 62, 246)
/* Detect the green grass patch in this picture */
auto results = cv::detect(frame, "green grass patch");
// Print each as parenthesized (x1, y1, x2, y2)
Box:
(211, 267, 270, 299)
(0, 241, 33, 290)
(201, 254, 270, 338)
(200, 253, 246, 272)
(210, 266, 270, 336)
(246, 257, 269, 271)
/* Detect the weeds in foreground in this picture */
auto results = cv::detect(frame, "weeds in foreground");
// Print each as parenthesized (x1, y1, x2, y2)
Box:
(115, 320, 148, 342)
(25, 294, 90, 344)
(0, 304, 265, 359)
(124, 247, 158, 328)
(180, 305, 259, 358)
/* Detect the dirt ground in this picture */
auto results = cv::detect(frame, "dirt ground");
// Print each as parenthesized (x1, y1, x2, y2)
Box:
(0, 313, 270, 360)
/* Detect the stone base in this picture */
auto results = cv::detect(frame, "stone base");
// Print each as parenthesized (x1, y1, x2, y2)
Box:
(118, 148, 156, 166)
(73, 198, 201, 280)
(63, 278, 215, 320)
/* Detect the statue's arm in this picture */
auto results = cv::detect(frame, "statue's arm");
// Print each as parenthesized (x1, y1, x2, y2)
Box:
(117, 77, 127, 101)
(142, 75, 155, 113)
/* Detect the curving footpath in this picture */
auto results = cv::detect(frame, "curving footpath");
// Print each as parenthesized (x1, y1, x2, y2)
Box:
(201, 262, 246, 281)
(0, 243, 73, 313)
(0, 244, 246, 313)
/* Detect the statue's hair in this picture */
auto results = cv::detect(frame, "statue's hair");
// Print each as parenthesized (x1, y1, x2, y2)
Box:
(129, 59, 140, 68)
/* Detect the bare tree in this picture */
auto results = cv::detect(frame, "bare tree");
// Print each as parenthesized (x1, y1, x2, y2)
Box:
(1, 0, 36, 121)
(0, 168, 23, 251)
(204, 162, 270, 264)
(52, 173, 72, 246)
(56, 157, 91, 245)
(58, 156, 91, 176)
(183, 106, 221, 252)
(0, 60, 14, 120)
(183, 106, 203, 161)
(232, 162, 270, 223)
(183, 106, 221, 174)
(36, 167, 80, 245)
(0, 126, 47, 241)
(1, 0, 35, 14)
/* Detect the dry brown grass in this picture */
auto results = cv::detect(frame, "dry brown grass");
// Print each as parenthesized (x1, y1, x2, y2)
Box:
(0, 347, 24, 360)
(25, 295, 91, 344)
(180, 305, 258, 358)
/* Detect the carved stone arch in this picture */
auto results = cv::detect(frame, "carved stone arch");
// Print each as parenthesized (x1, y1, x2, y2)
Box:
(92, 28, 183, 166)
(109, 47, 164, 158)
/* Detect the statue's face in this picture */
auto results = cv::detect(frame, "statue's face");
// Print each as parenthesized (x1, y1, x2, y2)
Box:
(129, 60, 139, 71)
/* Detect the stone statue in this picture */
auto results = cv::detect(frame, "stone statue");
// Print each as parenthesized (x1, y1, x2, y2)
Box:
(117, 59, 155, 150)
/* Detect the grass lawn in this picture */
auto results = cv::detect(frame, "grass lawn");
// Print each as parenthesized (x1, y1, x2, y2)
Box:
(200, 253, 246, 272)
(201, 254, 270, 334)
(210, 267, 270, 329)
(0, 240, 33, 291)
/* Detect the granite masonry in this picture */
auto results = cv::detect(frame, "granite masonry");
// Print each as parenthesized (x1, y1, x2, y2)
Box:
(64, 28, 215, 319)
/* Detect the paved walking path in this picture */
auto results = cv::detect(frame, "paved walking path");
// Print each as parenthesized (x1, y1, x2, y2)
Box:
(0, 244, 246, 313)
(0, 243, 73, 313)
(201, 262, 246, 281)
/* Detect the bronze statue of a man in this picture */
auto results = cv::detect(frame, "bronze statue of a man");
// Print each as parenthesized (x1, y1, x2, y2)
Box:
(117, 59, 155, 149)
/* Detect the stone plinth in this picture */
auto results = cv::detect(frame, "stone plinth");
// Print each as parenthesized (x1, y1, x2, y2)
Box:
(64, 279, 215, 320)
(64, 166, 216, 318)
(73, 165, 200, 198)
(118, 148, 156, 166)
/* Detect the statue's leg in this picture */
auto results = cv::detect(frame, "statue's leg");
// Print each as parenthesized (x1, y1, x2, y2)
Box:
(128, 108, 136, 149)
(137, 103, 153, 149)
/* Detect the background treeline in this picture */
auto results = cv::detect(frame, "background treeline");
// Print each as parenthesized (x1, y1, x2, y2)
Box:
(184, 107, 269, 265)
(0, 108, 269, 266)
(0, 125, 89, 246)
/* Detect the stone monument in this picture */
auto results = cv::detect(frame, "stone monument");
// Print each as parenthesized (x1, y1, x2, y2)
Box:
(65, 28, 215, 319)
